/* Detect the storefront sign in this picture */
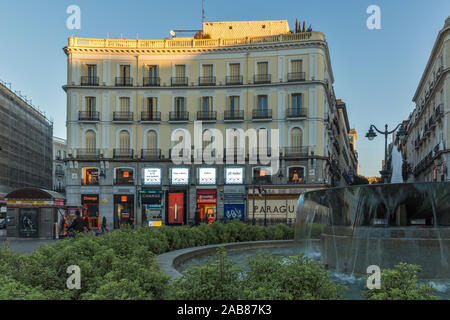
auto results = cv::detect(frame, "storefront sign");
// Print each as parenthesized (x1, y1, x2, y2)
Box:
(141, 192, 163, 208)
(171, 168, 189, 185)
(225, 167, 244, 184)
(248, 198, 298, 220)
(224, 203, 245, 221)
(197, 191, 217, 204)
(198, 168, 216, 185)
(143, 168, 162, 185)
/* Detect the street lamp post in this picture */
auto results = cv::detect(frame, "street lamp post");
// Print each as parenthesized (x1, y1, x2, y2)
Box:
(365, 123, 406, 183)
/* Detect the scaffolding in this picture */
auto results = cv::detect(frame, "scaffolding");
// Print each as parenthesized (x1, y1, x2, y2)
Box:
(0, 80, 53, 193)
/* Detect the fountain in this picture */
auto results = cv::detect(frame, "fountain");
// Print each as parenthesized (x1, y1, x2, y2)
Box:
(390, 145, 403, 183)
(295, 182, 450, 278)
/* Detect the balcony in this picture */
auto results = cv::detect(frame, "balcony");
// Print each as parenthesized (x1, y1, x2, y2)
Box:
(79, 111, 100, 121)
(199, 76, 216, 86)
(113, 149, 134, 159)
(197, 111, 217, 121)
(115, 77, 133, 86)
(80, 76, 99, 86)
(141, 148, 161, 160)
(435, 104, 444, 120)
(113, 111, 133, 122)
(171, 77, 188, 86)
(287, 72, 306, 82)
(252, 109, 272, 120)
(429, 115, 436, 129)
(140, 111, 161, 122)
(55, 168, 65, 176)
(284, 147, 309, 158)
(169, 111, 189, 122)
(143, 77, 160, 87)
(226, 75, 243, 85)
(224, 110, 244, 121)
(253, 74, 271, 84)
(286, 108, 307, 119)
(76, 149, 101, 159)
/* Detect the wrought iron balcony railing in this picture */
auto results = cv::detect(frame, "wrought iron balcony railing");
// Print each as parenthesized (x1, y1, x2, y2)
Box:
(226, 75, 243, 85)
(171, 77, 188, 86)
(113, 149, 134, 159)
(113, 111, 133, 121)
(252, 109, 272, 120)
(224, 110, 244, 121)
(253, 74, 271, 84)
(143, 77, 160, 86)
(76, 149, 100, 159)
(80, 76, 99, 86)
(79, 111, 100, 121)
(169, 111, 189, 121)
(141, 148, 161, 159)
(287, 72, 306, 82)
(199, 76, 216, 86)
(115, 77, 133, 86)
(286, 108, 307, 118)
(141, 111, 161, 121)
(197, 111, 217, 121)
(284, 147, 309, 157)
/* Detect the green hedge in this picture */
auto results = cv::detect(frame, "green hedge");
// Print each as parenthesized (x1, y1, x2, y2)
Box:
(0, 221, 294, 300)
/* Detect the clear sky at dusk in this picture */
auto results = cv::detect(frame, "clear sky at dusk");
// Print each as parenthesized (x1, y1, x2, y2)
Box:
(0, 0, 448, 177)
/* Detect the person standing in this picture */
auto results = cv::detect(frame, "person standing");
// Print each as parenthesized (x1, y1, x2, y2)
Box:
(101, 216, 109, 234)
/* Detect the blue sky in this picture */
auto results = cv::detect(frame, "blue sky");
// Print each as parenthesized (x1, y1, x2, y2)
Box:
(0, 0, 448, 177)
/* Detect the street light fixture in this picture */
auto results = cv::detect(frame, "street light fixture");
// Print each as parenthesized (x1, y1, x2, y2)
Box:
(365, 123, 406, 183)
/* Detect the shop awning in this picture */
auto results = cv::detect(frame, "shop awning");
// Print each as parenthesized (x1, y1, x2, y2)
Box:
(6, 188, 65, 208)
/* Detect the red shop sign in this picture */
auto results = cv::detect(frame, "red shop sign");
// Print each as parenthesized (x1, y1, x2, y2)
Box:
(197, 191, 217, 203)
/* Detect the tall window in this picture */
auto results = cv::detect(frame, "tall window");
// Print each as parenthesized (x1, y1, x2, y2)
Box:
(291, 60, 302, 73)
(120, 65, 130, 78)
(229, 96, 239, 115)
(119, 97, 130, 113)
(291, 128, 303, 148)
(175, 97, 185, 114)
(229, 63, 240, 76)
(115, 168, 134, 185)
(257, 95, 268, 116)
(85, 97, 96, 113)
(85, 130, 96, 150)
(202, 97, 213, 113)
(202, 64, 213, 78)
(146, 97, 157, 114)
(291, 94, 302, 111)
(175, 65, 186, 78)
(119, 130, 130, 150)
(147, 65, 158, 78)
(257, 61, 268, 75)
(146, 130, 157, 150)
(87, 65, 97, 79)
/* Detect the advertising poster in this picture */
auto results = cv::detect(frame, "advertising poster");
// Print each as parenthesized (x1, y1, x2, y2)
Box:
(168, 192, 184, 224)
(224, 203, 245, 221)
(19, 208, 39, 238)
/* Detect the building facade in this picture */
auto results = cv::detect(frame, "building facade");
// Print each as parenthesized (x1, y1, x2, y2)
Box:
(403, 17, 450, 182)
(0, 81, 53, 194)
(53, 137, 67, 193)
(63, 20, 357, 230)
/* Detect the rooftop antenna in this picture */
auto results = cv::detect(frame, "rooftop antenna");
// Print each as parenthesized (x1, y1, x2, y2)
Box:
(202, 0, 205, 33)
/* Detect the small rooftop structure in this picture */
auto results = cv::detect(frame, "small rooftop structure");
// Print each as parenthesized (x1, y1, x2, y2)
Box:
(202, 20, 290, 39)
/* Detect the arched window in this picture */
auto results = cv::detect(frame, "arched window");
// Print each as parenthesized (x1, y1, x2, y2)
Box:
(119, 130, 130, 150)
(85, 130, 96, 150)
(146, 130, 158, 150)
(291, 127, 302, 148)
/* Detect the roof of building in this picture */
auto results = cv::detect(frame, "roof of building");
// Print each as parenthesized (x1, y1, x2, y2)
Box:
(202, 20, 290, 39)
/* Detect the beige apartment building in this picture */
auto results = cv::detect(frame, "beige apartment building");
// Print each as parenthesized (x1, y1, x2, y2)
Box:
(62, 20, 356, 230)
(403, 17, 450, 182)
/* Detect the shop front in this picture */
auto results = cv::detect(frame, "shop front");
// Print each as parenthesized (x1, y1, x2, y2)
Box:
(5, 188, 65, 239)
(196, 189, 217, 224)
(141, 167, 163, 227)
(224, 167, 246, 222)
(114, 194, 135, 229)
(81, 195, 100, 230)
(167, 167, 189, 225)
